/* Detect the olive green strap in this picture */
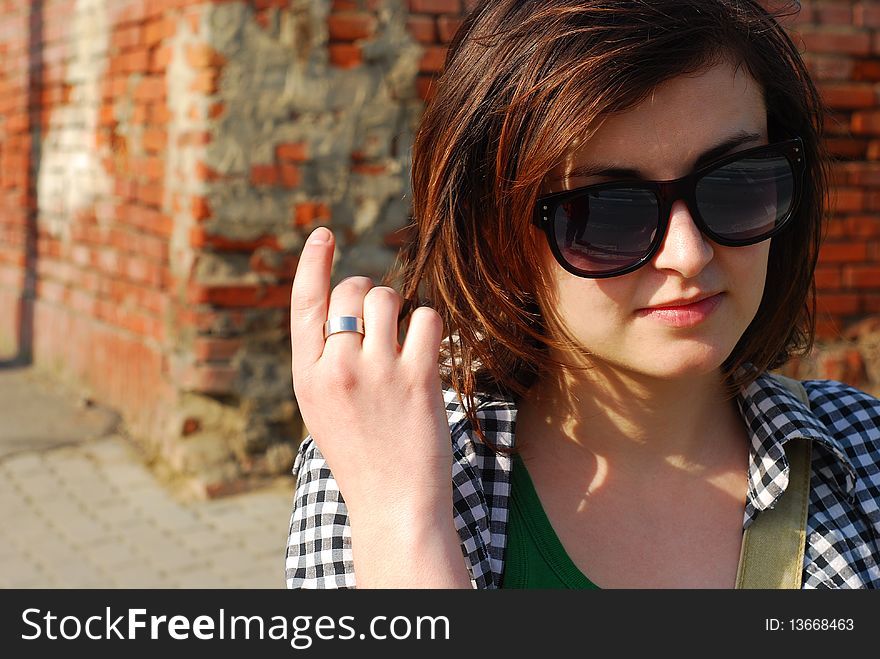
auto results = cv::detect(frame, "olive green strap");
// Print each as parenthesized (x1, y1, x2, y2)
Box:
(735, 375, 812, 589)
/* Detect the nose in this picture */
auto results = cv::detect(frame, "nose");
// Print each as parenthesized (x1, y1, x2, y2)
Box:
(650, 200, 714, 278)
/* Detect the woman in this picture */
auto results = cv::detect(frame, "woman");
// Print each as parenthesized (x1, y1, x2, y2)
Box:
(285, 0, 880, 589)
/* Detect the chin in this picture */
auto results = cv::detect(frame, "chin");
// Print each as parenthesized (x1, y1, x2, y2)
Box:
(631, 344, 733, 381)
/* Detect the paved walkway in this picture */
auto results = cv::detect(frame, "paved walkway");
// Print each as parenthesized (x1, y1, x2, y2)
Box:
(0, 362, 295, 588)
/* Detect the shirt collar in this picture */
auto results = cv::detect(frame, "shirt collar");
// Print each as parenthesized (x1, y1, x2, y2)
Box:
(462, 370, 859, 512)
(736, 371, 858, 513)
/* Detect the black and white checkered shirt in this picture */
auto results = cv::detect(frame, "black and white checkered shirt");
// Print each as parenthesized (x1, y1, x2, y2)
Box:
(285, 372, 880, 588)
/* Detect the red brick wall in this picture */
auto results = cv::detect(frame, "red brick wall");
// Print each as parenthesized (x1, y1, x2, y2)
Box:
(783, 1, 880, 338)
(29, 0, 176, 443)
(0, 1, 33, 358)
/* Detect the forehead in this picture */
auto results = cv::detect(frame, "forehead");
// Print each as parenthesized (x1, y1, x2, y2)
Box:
(553, 60, 767, 182)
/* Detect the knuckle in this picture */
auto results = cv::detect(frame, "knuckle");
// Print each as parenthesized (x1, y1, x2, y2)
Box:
(324, 362, 360, 393)
(364, 286, 400, 306)
(333, 275, 374, 295)
(412, 305, 442, 325)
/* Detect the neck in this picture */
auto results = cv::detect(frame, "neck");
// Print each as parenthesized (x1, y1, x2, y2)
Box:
(517, 359, 745, 477)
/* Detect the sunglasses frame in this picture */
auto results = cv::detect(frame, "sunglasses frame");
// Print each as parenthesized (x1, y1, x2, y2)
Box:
(533, 137, 806, 279)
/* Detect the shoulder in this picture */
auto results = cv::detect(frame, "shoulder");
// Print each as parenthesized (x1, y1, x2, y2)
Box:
(801, 379, 880, 453)
(801, 379, 880, 491)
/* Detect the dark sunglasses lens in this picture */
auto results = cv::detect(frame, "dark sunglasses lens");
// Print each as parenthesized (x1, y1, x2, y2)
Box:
(553, 188, 659, 275)
(695, 153, 794, 242)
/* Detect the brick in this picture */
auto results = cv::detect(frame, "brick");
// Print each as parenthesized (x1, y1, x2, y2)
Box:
(814, 315, 843, 341)
(250, 164, 278, 186)
(187, 284, 292, 308)
(192, 196, 212, 220)
(818, 82, 876, 109)
(835, 162, 880, 187)
(177, 131, 212, 146)
(144, 17, 176, 46)
(192, 337, 242, 362)
(352, 162, 387, 175)
(328, 12, 377, 41)
(190, 70, 220, 94)
(813, 2, 853, 25)
(279, 163, 301, 187)
(409, 0, 461, 14)
(121, 48, 151, 74)
(852, 110, 880, 136)
(134, 76, 165, 102)
(814, 265, 841, 289)
(819, 242, 869, 262)
(293, 202, 331, 227)
(276, 142, 309, 162)
(194, 161, 226, 182)
(852, 59, 880, 81)
(830, 187, 865, 213)
(843, 265, 880, 286)
(843, 216, 880, 238)
(111, 24, 142, 51)
(407, 16, 436, 43)
(150, 104, 172, 125)
(150, 46, 172, 72)
(855, 3, 880, 28)
(798, 28, 872, 56)
(419, 45, 447, 73)
(825, 137, 867, 159)
(328, 44, 362, 68)
(189, 228, 281, 251)
(437, 16, 463, 42)
(136, 182, 163, 207)
(185, 43, 227, 68)
(142, 128, 167, 153)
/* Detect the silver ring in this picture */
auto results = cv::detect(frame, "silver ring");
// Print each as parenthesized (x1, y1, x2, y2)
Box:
(323, 316, 365, 340)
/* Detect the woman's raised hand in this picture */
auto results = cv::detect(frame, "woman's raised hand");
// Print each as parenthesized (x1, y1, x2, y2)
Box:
(289, 226, 471, 587)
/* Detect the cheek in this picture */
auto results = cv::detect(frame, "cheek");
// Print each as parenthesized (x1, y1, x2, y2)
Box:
(554, 269, 638, 336)
(736, 243, 771, 305)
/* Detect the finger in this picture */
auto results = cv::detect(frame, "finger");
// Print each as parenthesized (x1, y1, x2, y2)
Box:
(290, 226, 334, 374)
(362, 286, 402, 359)
(323, 275, 374, 354)
(401, 305, 444, 371)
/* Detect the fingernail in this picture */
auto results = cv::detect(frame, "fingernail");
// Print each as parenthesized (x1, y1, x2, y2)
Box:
(309, 227, 331, 244)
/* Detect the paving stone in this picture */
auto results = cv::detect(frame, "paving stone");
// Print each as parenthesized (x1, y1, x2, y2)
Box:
(166, 567, 232, 589)
(81, 537, 143, 571)
(3, 453, 49, 476)
(175, 526, 234, 554)
(0, 557, 51, 588)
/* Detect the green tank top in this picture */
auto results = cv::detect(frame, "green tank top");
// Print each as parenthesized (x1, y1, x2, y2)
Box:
(501, 452, 600, 589)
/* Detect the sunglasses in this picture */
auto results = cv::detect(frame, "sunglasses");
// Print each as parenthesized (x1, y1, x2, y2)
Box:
(533, 138, 805, 278)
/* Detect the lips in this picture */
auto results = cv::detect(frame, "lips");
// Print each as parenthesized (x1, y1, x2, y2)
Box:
(643, 292, 723, 310)
(636, 293, 725, 328)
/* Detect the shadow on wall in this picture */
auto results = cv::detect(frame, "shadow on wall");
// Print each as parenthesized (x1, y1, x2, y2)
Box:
(14, 1, 44, 367)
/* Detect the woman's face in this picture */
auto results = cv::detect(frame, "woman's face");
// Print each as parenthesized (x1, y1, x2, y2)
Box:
(538, 60, 771, 381)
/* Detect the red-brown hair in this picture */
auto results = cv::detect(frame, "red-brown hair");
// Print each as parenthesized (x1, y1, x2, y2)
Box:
(387, 0, 828, 446)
